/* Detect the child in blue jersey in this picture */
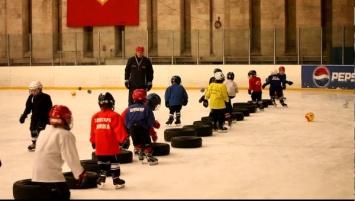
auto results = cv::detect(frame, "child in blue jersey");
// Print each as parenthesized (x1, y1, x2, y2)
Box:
(262, 69, 287, 107)
(164, 75, 188, 126)
(124, 89, 158, 165)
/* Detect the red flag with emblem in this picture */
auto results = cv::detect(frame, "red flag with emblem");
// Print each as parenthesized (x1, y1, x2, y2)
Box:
(67, 0, 139, 27)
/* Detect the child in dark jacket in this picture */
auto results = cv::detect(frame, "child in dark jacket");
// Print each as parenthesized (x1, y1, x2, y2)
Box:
(164, 75, 189, 126)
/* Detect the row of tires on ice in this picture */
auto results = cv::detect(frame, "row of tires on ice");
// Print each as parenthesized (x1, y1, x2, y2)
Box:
(13, 99, 274, 199)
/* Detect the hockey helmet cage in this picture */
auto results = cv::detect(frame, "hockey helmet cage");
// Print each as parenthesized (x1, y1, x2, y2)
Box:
(98, 92, 115, 110)
(271, 68, 278, 75)
(146, 93, 161, 111)
(49, 105, 73, 130)
(214, 72, 225, 81)
(213, 68, 222, 74)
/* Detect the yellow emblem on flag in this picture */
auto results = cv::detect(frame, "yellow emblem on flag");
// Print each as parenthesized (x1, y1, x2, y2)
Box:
(97, 0, 109, 6)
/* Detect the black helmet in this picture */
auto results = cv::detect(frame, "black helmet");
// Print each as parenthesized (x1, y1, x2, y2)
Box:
(171, 75, 181, 85)
(98, 92, 115, 110)
(146, 93, 161, 111)
(227, 72, 235, 80)
(213, 68, 222, 74)
(248, 70, 257, 78)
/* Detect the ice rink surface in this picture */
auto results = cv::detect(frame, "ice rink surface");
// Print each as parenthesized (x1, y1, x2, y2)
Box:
(0, 89, 353, 199)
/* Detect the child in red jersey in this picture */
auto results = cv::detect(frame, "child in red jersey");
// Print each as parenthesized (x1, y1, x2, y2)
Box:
(248, 70, 264, 111)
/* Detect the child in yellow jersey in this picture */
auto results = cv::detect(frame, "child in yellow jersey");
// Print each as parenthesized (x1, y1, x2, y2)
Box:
(204, 72, 230, 133)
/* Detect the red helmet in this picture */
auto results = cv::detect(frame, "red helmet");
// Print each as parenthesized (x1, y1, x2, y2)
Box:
(49, 105, 73, 130)
(132, 89, 147, 102)
(135, 46, 144, 52)
(279, 66, 285, 71)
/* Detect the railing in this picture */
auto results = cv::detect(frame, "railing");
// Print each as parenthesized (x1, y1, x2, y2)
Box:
(0, 26, 353, 66)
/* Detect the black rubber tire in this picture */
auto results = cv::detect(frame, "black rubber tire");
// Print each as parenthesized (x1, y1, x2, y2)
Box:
(13, 179, 47, 200)
(232, 112, 244, 121)
(193, 120, 212, 126)
(171, 136, 202, 148)
(200, 116, 213, 124)
(183, 125, 212, 137)
(247, 100, 269, 108)
(262, 99, 274, 106)
(151, 142, 170, 156)
(92, 150, 133, 164)
(232, 102, 254, 108)
(164, 128, 196, 142)
(63, 171, 99, 189)
(237, 105, 257, 113)
(232, 108, 250, 117)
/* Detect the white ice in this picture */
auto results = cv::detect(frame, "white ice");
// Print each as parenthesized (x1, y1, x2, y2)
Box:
(0, 89, 353, 199)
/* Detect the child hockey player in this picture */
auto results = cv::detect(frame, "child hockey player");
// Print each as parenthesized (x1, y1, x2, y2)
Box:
(225, 72, 239, 125)
(199, 68, 223, 108)
(124, 89, 159, 165)
(205, 71, 229, 133)
(262, 69, 287, 107)
(19, 81, 53, 151)
(248, 70, 264, 110)
(278, 66, 294, 87)
(32, 105, 88, 200)
(90, 92, 128, 189)
(121, 93, 162, 153)
(165, 75, 188, 126)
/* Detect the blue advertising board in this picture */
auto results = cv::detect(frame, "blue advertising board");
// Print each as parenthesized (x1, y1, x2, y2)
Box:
(301, 65, 355, 89)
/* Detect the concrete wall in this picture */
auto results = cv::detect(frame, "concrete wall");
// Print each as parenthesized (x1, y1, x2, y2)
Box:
(0, 65, 301, 90)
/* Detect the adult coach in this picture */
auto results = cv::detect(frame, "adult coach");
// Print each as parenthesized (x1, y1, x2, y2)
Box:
(124, 46, 154, 106)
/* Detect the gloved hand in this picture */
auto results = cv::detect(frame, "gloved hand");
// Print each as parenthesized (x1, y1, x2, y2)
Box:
(182, 99, 188, 106)
(77, 170, 87, 188)
(282, 85, 286, 90)
(198, 95, 205, 103)
(146, 82, 152, 91)
(91, 143, 96, 149)
(202, 100, 209, 108)
(165, 101, 169, 108)
(262, 84, 266, 89)
(149, 128, 158, 143)
(124, 80, 130, 89)
(153, 120, 160, 129)
(248, 90, 251, 95)
(19, 114, 26, 124)
(0, 159, 2, 167)
(287, 81, 293, 85)
(121, 137, 130, 150)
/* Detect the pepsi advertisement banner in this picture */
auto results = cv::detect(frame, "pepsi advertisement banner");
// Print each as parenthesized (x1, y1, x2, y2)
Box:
(301, 65, 355, 89)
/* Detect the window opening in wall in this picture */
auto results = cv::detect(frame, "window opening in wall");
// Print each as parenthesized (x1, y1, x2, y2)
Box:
(250, 0, 261, 55)
(321, 0, 332, 53)
(23, 0, 32, 56)
(181, 0, 191, 56)
(83, 26, 93, 57)
(147, 0, 158, 56)
(114, 26, 124, 57)
(285, 0, 296, 55)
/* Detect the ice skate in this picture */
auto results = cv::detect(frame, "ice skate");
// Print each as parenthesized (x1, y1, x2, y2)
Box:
(96, 171, 107, 189)
(27, 143, 36, 152)
(218, 125, 228, 133)
(113, 177, 125, 189)
(213, 123, 218, 132)
(166, 116, 174, 125)
(145, 152, 159, 165)
(279, 97, 288, 107)
(135, 148, 144, 161)
(227, 117, 232, 127)
(258, 101, 264, 111)
(271, 98, 277, 107)
(174, 117, 181, 126)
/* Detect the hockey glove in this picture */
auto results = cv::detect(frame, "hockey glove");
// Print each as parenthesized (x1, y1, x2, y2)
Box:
(124, 80, 130, 89)
(153, 120, 160, 129)
(165, 101, 169, 108)
(262, 84, 267, 89)
(202, 100, 209, 108)
(91, 143, 96, 149)
(182, 99, 188, 106)
(287, 81, 293, 85)
(149, 128, 158, 143)
(77, 170, 87, 188)
(198, 95, 205, 103)
(146, 82, 153, 91)
(19, 114, 27, 124)
(248, 90, 251, 95)
(121, 137, 130, 150)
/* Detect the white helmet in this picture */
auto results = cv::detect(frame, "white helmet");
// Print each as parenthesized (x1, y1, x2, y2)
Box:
(214, 72, 225, 81)
(271, 69, 278, 75)
(29, 81, 43, 94)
